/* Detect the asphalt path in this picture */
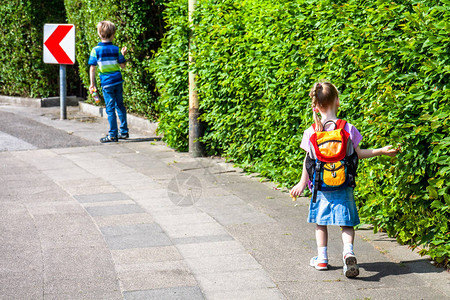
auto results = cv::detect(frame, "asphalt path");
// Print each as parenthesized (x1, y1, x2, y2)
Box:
(0, 110, 96, 151)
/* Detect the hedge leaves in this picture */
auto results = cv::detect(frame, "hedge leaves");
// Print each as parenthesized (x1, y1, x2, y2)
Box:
(153, 0, 449, 266)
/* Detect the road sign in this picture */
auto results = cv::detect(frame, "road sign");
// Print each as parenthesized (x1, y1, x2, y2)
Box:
(43, 24, 75, 65)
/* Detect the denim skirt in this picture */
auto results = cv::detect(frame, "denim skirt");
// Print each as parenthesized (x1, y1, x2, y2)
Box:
(307, 187, 360, 226)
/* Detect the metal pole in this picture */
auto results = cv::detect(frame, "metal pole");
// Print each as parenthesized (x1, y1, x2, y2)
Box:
(59, 64, 67, 120)
(188, 0, 204, 157)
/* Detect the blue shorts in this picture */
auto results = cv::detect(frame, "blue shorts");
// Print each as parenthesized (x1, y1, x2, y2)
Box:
(307, 187, 360, 226)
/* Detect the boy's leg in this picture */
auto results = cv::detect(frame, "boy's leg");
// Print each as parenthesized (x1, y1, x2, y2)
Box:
(114, 83, 128, 136)
(103, 86, 118, 138)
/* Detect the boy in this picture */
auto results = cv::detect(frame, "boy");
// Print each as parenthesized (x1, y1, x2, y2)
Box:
(88, 21, 129, 143)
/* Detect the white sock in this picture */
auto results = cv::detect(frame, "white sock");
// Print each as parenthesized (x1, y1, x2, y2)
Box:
(343, 243, 354, 254)
(318, 246, 328, 260)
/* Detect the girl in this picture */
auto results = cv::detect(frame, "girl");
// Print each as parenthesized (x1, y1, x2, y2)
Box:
(290, 81, 398, 278)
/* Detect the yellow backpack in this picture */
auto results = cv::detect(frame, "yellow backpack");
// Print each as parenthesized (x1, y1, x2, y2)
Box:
(305, 119, 358, 202)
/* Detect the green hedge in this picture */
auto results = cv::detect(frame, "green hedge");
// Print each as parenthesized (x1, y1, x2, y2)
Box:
(0, 0, 69, 98)
(153, 0, 449, 266)
(65, 0, 163, 119)
(151, 1, 190, 150)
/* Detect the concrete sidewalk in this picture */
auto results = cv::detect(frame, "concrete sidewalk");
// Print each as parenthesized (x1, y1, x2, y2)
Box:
(0, 105, 448, 300)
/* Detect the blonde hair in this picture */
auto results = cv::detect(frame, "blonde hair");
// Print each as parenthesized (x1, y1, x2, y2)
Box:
(309, 81, 339, 132)
(97, 21, 116, 40)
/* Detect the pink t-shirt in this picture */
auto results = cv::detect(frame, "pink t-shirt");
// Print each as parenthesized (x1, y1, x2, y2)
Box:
(300, 121, 362, 153)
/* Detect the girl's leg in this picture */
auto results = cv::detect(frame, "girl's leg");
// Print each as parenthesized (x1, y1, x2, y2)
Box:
(316, 225, 328, 260)
(341, 226, 355, 254)
(316, 224, 328, 247)
(341, 226, 359, 278)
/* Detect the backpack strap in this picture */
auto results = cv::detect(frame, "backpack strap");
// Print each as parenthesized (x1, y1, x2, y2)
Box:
(312, 160, 322, 203)
(313, 119, 347, 131)
(336, 119, 347, 129)
(322, 120, 337, 130)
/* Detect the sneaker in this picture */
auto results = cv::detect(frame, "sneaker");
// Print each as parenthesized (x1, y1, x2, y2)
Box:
(343, 252, 359, 278)
(310, 256, 328, 270)
(100, 135, 118, 143)
(118, 132, 129, 139)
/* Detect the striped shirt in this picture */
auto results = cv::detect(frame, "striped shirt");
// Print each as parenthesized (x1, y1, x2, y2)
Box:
(88, 42, 126, 88)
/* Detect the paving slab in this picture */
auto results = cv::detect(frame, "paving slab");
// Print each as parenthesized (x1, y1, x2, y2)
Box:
(154, 212, 216, 227)
(204, 288, 285, 300)
(0, 275, 43, 300)
(55, 177, 120, 196)
(85, 203, 145, 217)
(116, 260, 198, 291)
(26, 201, 86, 216)
(172, 234, 236, 245)
(145, 205, 203, 216)
(176, 240, 247, 259)
(111, 246, 183, 265)
(100, 223, 172, 250)
(93, 213, 155, 228)
(42, 167, 98, 182)
(195, 269, 278, 292)
(42, 246, 117, 280)
(161, 222, 230, 239)
(43, 277, 122, 299)
(185, 253, 263, 274)
(82, 200, 137, 208)
(74, 192, 131, 203)
(123, 286, 204, 300)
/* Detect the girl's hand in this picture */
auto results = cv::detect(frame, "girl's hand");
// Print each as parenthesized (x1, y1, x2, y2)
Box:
(381, 145, 399, 157)
(290, 183, 306, 197)
(121, 46, 127, 56)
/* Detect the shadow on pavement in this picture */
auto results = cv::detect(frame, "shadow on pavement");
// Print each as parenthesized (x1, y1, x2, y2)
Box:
(355, 259, 445, 282)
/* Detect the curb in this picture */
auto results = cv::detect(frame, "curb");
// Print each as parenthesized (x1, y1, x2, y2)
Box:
(78, 101, 160, 136)
(41, 96, 80, 107)
(0, 94, 160, 137)
(0, 95, 80, 107)
(0, 95, 41, 108)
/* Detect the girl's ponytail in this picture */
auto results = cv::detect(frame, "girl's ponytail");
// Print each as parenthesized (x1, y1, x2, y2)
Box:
(309, 81, 339, 132)
(310, 83, 323, 132)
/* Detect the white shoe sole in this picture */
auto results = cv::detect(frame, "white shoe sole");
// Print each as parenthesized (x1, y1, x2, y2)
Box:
(310, 257, 328, 270)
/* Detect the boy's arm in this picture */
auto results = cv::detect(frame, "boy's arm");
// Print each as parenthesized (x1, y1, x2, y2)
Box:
(89, 65, 96, 89)
(290, 156, 309, 197)
(355, 145, 398, 159)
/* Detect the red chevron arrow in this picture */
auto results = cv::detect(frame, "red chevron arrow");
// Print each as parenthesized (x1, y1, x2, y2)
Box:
(44, 25, 73, 64)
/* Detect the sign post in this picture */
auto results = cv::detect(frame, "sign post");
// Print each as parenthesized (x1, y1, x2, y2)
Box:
(60, 65, 67, 119)
(43, 24, 75, 120)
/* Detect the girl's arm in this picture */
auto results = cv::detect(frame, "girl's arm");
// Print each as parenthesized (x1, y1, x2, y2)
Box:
(290, 156, 309, 197)
(355, 145, 398, 159)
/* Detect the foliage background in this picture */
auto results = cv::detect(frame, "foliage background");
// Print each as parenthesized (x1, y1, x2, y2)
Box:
(0, 0, 77, 98)
(65, 0, 164, 120)
(152, 0, 449, 266)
